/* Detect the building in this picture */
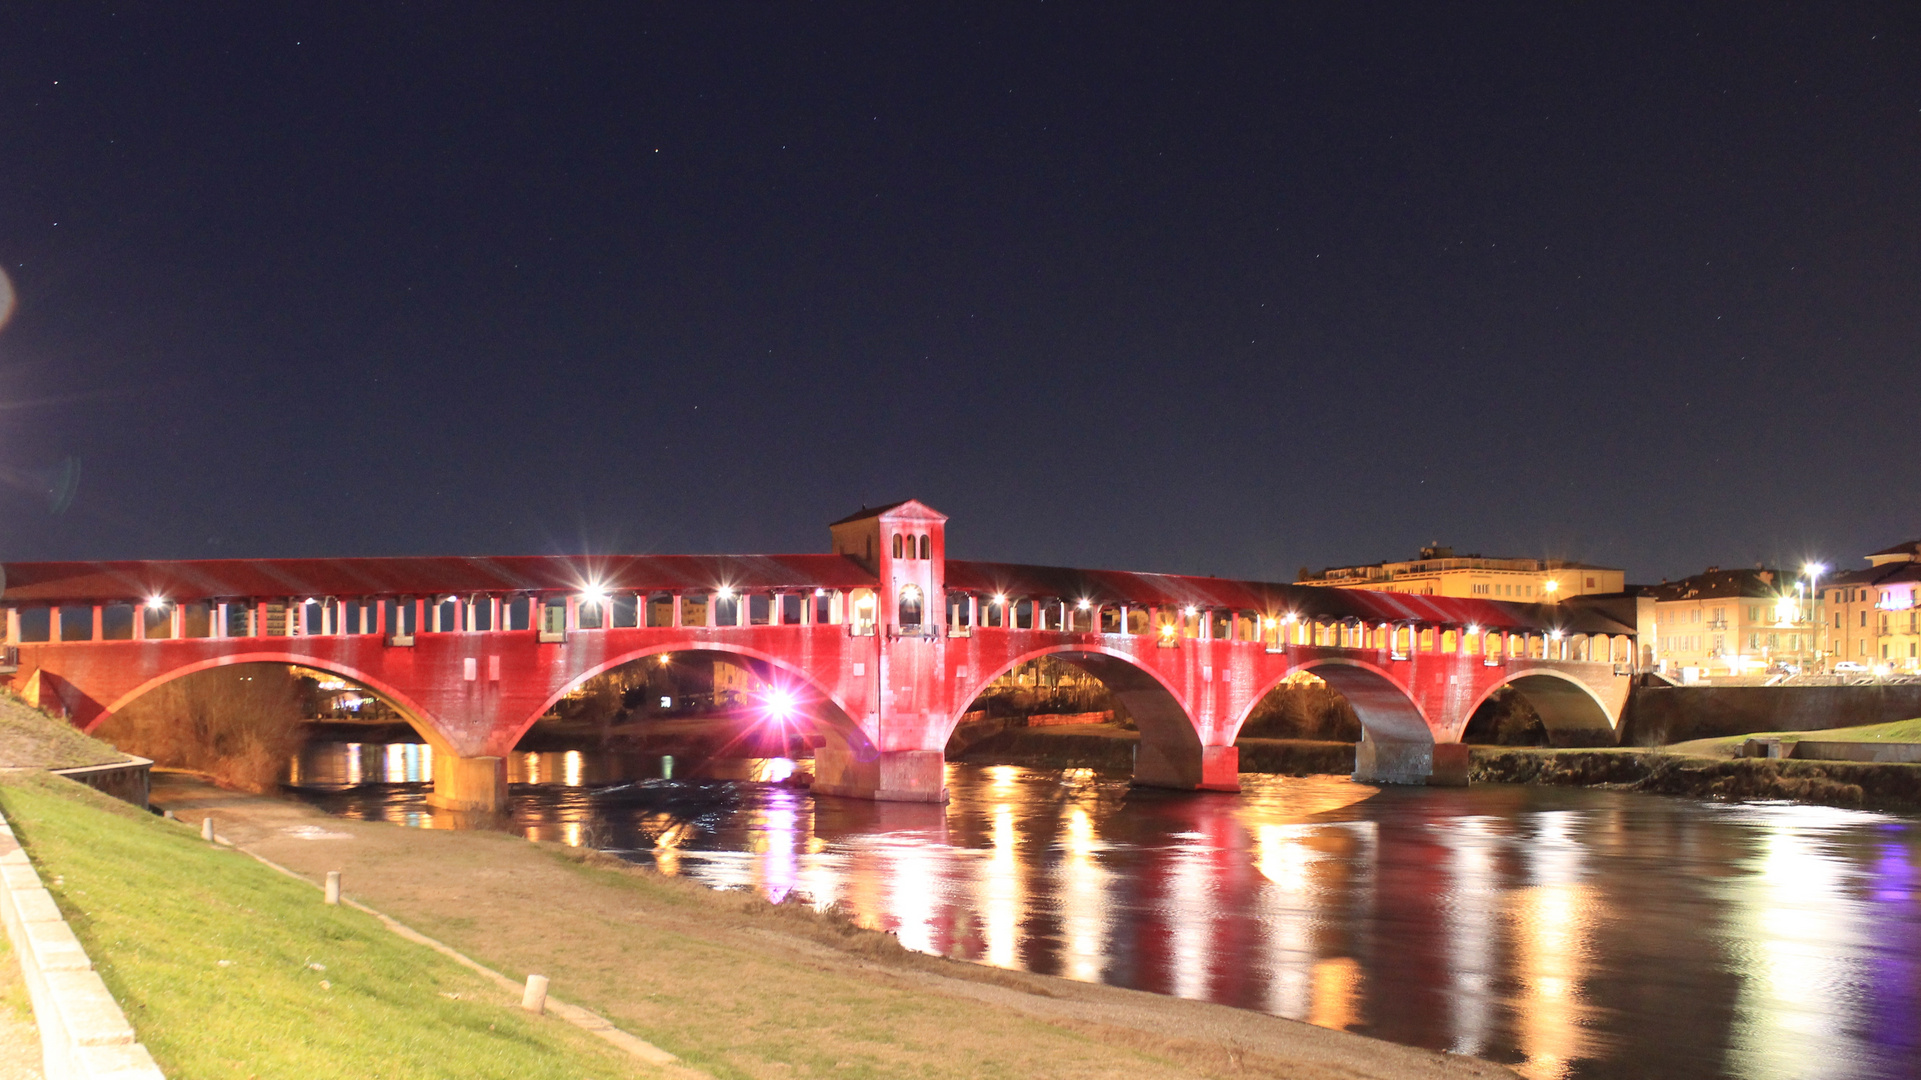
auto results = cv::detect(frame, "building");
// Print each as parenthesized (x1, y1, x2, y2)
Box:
(1825, 540, 1921, 672)
(1646, 568, 1813, 679)
(1298, 546, 1625, 602)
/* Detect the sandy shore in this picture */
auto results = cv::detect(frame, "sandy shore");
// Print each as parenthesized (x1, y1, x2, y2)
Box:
(148, 773, 1513, 1080)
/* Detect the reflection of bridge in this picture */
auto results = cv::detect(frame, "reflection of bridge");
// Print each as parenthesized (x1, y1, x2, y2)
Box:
(0, 500, 1638, 810)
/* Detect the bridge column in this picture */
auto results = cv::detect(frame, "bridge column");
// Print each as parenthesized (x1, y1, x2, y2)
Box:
(428, 755, 507, 813)
(1352, 734, 1468, 786)
(813, 746, 947, 803)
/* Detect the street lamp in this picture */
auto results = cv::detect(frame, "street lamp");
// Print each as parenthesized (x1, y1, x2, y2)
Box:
(1803, 562, 1827, 673)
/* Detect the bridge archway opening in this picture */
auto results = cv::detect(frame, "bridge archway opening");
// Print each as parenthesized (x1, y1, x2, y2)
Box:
(1275, 659, 1433, 746)
(1233, 671, 1362, 743)
(1465, 672, 1617, 748)
(510, 646, 876, 785)
(91, 661, 443, 792)
(950, 648, 1206, 789)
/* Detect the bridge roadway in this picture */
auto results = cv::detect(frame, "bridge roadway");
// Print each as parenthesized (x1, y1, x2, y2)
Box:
(0, 501, 1639, 810)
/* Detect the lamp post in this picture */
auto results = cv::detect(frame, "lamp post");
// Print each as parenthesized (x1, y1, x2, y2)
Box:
(1804, 562, 1827, 674)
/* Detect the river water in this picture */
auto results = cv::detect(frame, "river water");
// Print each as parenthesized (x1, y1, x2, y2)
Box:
(288, 741, 1921, 1080)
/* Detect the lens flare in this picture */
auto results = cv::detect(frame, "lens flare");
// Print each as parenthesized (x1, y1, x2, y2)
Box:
(761, 686, 798, 724)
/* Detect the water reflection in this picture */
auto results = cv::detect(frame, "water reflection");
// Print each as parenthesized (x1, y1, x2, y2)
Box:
(289, 746, 1921, 1080)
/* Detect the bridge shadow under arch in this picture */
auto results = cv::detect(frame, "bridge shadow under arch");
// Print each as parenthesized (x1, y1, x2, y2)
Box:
(1466, 670, 1617, 746)
(953, 645, 1205, 788)
(1257, 658, 1435, 745)
(90, 652, 458, 755)
(514, 643, 880, 766)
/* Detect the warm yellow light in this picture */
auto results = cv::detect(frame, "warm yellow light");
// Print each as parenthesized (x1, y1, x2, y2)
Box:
(1263, 617, 1276, 628)
(1159, 623, 1176, 636)
(856, 594, 875, 608)
(658, 652, 673, 666)
(1543, 580, 1559, 594)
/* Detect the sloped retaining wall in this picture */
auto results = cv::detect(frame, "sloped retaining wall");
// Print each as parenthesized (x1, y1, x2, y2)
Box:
(48, 757, 152, 810)
(0, 806, 165, 1080)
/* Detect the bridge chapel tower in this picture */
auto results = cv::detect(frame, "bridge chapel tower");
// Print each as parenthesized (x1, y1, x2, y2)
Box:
(825, 500, 950, 801)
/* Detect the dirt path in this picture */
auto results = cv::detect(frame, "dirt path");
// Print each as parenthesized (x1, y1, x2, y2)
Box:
(152, 774, 1515, 1080)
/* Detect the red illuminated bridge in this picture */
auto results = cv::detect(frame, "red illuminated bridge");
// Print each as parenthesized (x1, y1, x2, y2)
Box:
(0, 501, 1640, 810)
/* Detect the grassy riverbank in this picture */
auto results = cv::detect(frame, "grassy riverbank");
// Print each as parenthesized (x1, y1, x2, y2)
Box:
(0, 771, 651, 1080)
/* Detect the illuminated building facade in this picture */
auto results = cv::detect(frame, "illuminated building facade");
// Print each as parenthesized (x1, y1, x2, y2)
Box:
(1825, 540, 1921, 672)
(1298, 546, 1624, 603)
(1647, 568, 1813, 678)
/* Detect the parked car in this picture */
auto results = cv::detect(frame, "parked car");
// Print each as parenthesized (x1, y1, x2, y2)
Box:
(1832, 661, 1869, 673)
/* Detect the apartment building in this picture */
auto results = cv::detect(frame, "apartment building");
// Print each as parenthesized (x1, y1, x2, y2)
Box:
(1647, 567, 1812, 678)
(1826, 540, 1921, 671)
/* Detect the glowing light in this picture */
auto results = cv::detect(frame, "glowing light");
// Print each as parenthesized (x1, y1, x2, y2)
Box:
(993, 593, 1007, 605)
(145, 596, 168, 609)
(856, 593, 875, 608)
(1159, 622, 1177, 637)
(580, 583, 608, 604)
(814, 587, 827, 596)
(761, 686, 798, 723)
(1263, 617, 1276, 628)
(1543, 580, 1559, 594)
(1183, 605, 1198, 617)
(657, 652, 672, 666)
(1076, 598, 1091, 610)
(716, 585, 735, 600)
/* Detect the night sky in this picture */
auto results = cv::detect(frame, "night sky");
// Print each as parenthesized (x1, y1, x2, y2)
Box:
(2, 5, 1916, 584)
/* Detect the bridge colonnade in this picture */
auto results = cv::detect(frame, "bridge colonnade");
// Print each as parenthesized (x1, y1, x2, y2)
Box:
(1, 501, 1639, 811)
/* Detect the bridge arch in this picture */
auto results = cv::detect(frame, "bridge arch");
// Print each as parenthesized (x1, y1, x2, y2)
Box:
(89, 651, 459, 754)
(511, 642, 877, 762)
(1261, 658, 1434, 744)
(1463, 668, 1617, 745)
(952, 645, 1204, 787)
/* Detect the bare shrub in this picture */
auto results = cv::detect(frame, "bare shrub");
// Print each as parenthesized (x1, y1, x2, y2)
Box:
(93, 663, 306, 792)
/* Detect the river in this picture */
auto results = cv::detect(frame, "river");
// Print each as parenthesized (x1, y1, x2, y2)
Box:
(287, 741, 1921, 1080)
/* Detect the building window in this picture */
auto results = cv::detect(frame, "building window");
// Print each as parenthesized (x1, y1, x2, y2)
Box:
(892, 535, 904, 559)
(1861, 611, 1868, 627)
(919, 535, 930, 560)
(898, 585, 923, 629)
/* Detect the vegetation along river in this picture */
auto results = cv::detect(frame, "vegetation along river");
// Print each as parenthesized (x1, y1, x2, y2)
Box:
(287, 742, 1921, 1080)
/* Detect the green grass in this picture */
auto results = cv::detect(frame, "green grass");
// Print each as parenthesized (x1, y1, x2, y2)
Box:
(0, 772, 651, 1080)
(1668, 717, 1921, 757)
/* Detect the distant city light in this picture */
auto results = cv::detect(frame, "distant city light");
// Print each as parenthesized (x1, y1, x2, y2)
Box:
(1543, 580, 1559, 594)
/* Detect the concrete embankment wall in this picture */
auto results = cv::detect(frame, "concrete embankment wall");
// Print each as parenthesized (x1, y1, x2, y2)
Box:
(1470, 747, 1921, 811)
(47, 757, 152, 810)
(1623, 685, 1921, 745)
(953, 726, 1355, 776)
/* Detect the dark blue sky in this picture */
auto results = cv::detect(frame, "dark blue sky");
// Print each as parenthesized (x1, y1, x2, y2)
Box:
(2, 4, 1916, 583)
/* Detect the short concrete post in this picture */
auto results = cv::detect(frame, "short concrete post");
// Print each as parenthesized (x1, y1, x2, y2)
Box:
(201, 817, 215, 842)
(522, 974, 550, 1014)
(324, 871, 341, 905)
